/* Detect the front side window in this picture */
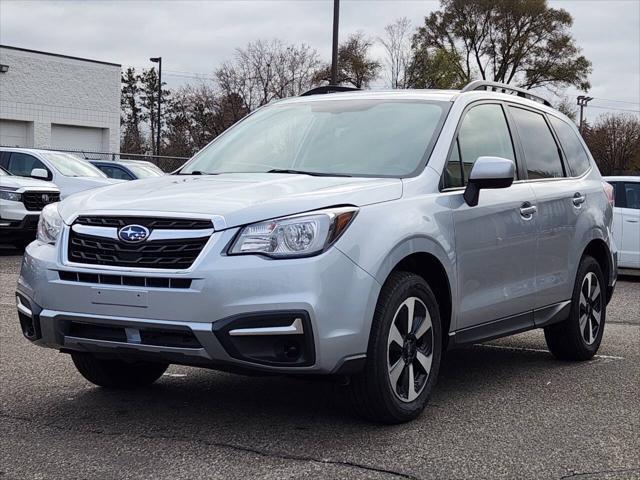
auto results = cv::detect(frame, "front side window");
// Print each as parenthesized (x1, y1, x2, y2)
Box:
(510, 107, 564, 179)
(181, 99, 449, 177)
(549, 116, 591, 176)
(443, 104, 516, 188)
(40, 152, 106, 178)
(8, 153, 48, 178)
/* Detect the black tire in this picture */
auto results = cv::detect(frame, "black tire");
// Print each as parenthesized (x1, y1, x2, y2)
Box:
(71, 352, 168, 388)
(544, 255, 606, 361)
(349, 271, 442, 424)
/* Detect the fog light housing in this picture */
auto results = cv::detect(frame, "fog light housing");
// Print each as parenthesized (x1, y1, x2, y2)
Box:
(213, 311, 314, 367)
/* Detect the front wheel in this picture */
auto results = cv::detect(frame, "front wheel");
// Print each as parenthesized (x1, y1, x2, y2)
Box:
(544, 255, 606, 361)
(349, 272, 442, 424)
(71, 352, 168, 388)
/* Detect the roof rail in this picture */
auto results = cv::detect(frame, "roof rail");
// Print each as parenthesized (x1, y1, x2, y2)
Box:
(300, 85, 361, 96)
(461, 80, 552, 107)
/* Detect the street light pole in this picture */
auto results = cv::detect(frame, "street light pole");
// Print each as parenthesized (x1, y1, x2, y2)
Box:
(330, 0, 340, 85)
(576, 95, 593, 134)
(150, 57, 162, 157)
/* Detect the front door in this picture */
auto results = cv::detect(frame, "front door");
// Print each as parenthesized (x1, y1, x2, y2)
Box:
(444, 103, 538, 330)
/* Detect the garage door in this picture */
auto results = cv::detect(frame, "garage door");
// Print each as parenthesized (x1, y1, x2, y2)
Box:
(0, 120, 29, 147)
(51, 124, 105, 152)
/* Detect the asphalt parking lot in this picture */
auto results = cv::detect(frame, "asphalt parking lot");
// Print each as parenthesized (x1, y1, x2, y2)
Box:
(0, 249, 638, 480)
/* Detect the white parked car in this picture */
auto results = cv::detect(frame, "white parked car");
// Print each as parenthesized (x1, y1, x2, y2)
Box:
(0, 166, 60, 248)
(604, 176, 640, 269)
(0, 148, 121, 199)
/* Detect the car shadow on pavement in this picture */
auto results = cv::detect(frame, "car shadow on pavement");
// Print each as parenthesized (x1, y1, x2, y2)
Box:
(21, 344, 572, 435)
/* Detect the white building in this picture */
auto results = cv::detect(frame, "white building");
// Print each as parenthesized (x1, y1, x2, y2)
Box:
(0, 45, 120, 153)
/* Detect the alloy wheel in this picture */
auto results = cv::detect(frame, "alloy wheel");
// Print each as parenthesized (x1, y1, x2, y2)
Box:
(387, 296, 434, 402)
(579, 272, 602, 345)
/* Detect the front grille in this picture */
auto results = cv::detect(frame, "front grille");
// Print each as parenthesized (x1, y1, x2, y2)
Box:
(22, 191, 60, 211)
(68, 216, 212, 269)
(58, 271, 192, 289)
(75, 216, 212, 230)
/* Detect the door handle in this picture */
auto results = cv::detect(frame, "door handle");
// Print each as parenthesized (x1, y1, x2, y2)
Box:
(520, 202, 537, 218)
(625, 219, 639, 223)
(572, 192, 586, 206)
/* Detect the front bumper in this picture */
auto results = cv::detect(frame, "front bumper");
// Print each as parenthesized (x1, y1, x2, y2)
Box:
(16, 230, 380, 374)
(1, 214, 39, 240)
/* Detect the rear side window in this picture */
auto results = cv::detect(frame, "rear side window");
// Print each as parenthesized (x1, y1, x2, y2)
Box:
(623, 182, 640, 210)
(443, 104, 516, 188)
(7, 153, 49, 178)
(549, 116, 591, 176)
(97, 165, 133, 180)
(509, 107, 564, 179)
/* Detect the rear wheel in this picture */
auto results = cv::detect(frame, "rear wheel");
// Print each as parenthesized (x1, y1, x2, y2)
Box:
(544, 255, 606, 361)
(349, 271, 442, 424)
(71, 352, 168, 388)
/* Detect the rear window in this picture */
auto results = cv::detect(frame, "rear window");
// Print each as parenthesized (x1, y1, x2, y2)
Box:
(509, 107, 564, 179)
(549, 116, 591, 176)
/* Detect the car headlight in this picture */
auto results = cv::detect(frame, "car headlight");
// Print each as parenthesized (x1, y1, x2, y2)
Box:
(229, 207, 358, 258)
(37, 203, 64, 244)
(0, 189, 22, 202)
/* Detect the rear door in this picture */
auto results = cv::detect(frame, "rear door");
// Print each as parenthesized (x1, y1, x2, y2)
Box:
(617, 181, 640, 268)
(446, 102, 538, 330)
(509, 107, 591, 314)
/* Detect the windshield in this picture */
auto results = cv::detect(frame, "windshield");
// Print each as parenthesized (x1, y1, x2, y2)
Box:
(180, 99, 449, 177)
(126, 163, 164, 178)
(40, 152, 106, 178)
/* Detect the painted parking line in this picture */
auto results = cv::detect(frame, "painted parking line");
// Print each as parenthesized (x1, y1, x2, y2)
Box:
(474, 343, 625, 360)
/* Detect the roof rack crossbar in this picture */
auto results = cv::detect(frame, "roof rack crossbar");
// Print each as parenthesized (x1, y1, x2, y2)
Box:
(461, 80, 552, 107)
(300, 85, 361, 96)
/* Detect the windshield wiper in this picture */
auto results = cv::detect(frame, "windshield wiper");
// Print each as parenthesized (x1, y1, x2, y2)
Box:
(266, 169, 351, 177)
(176, 170, 218, 175)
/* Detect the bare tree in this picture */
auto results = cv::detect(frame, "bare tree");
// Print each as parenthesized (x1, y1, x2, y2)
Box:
(584, 113, 640, 175)
(379, 18, 412, 89)
(216, 39, 321, 112)
(313, 33, 381, 88)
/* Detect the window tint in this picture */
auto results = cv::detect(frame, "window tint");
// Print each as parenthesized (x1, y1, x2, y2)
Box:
(8, 153, 49, 178)
(97, 165, 132, 180)
(509, 107, 564, 179)
(549, 116, 591, 176)
(443, 104, 515, 188)
(624, 182, 640, 210)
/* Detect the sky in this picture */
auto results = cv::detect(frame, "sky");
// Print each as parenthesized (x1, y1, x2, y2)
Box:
(1, 0, 638, 121)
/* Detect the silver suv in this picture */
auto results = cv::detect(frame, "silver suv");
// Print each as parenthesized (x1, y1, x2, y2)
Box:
(16, 81, 617, 423)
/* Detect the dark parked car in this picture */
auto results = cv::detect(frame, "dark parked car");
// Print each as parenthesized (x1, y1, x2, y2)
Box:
(89, 160, 165, 180)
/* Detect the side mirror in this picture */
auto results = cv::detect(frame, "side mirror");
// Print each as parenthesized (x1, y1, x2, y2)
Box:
(31, 168, 49, 180)
(463, 156, 515, 207)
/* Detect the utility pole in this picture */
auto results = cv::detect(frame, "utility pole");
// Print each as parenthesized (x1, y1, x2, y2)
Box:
(330, 0, 340, 85)
(577, 95, 593, 134)
(150, 57, 162, 156)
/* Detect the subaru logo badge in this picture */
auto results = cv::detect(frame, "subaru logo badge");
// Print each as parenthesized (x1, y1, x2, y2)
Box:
(118, 225, 149, 243)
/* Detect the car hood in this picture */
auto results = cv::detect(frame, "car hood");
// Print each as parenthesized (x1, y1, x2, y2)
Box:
(0, 175, 59, 191)
(58, 173, 402, 228)
(59, 176, 124, 199)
